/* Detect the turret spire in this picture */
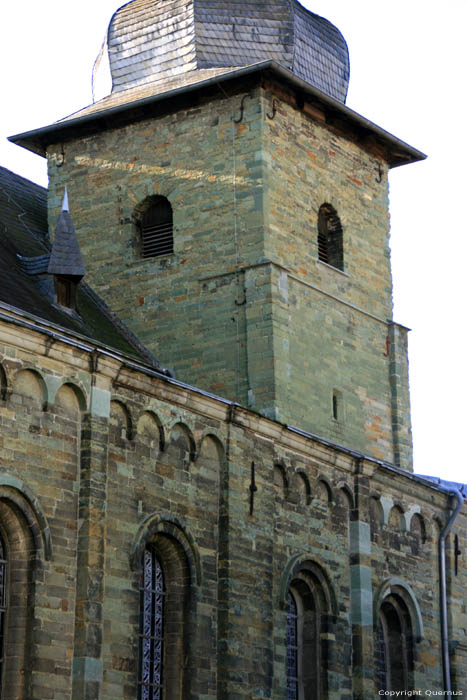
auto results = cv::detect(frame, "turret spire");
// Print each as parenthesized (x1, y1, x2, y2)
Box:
(48, 188, 85, 311)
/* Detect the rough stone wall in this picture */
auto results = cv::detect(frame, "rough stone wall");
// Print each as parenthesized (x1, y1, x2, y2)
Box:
(260, 79, 411, 467)
(47, 87, 266, 409)
(46, 77, 412, 467)
(0, 318, 464, 698)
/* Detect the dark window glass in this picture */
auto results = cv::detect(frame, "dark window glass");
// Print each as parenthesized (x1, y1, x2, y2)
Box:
(317, 204, 344, 270)
(138, 548, 164, 700)
(286, 591, 298, 700)
(0, 534, 7, 692)
(376, 596, 413, 692)
(287, 577, 324, 700)
(376, 619, 387, 691)
(140, 197, 173, 258)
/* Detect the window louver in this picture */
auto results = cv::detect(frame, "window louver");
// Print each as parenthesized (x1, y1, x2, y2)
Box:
(317, 203, 343, 271)
(140, 197, 173, 259)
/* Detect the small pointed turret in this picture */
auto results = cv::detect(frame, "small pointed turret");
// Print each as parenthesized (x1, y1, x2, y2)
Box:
(48, 189, 85, 279)
(48, 189, 85, 311)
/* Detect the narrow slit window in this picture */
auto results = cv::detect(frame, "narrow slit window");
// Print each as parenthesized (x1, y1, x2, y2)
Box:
(332, 390, 342, 421)
(317, 203, 343, 270)
(139, 196, 173, 259)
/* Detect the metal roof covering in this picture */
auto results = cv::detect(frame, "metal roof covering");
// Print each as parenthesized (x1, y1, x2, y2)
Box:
(0, 166, 164, 368)
(93, 0, 349, 103)
(417, 475, 467, 500)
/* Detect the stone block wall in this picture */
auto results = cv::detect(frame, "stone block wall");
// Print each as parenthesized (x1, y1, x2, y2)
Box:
(0, 315, 464, 698)
(45, 75, 412, 467)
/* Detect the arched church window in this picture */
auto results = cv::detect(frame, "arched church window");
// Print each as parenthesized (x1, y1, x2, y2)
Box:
(0, 532, 7, 690)
(136, 532, 191, 700)
(317, 203, 344, 270)
(138, 196, 173, 259)
(376, 594, 413, 692)
(138, 547, 165, 700)
(286, 574, 326, 700)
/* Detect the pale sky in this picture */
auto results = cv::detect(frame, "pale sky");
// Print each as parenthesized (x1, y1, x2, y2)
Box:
(1, 1, 466, 483)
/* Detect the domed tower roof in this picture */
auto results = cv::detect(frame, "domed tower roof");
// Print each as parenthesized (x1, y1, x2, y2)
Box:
(93, 0, 350, 103)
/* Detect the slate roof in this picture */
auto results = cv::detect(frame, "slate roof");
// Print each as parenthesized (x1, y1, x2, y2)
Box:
(0, 166, 164, 368)
(48, 204, 86, 278)
(94, 0, 349, 103)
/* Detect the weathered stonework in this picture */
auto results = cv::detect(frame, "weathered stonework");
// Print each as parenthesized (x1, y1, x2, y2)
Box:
(4, 6, 464, 696)
(0, 313, 465, 699)
(46, 76, 412, 469)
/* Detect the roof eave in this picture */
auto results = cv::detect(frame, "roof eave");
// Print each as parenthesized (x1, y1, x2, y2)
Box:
(8, 60, 426, 167)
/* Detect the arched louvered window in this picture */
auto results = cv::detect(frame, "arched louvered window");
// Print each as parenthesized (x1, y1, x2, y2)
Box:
(138, 547, 165, 700)
(286, 574, 326, 700)
(376, 594, 413, 691)
(317, 203, 344, 271)
(0, 533, 6, 690)
(139, 196, 173, 259)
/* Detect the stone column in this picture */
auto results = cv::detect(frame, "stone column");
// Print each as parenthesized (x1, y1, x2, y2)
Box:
(350, 464, 374, 699)
(72, 385, 110, 700)
(388, 321, 413, 471)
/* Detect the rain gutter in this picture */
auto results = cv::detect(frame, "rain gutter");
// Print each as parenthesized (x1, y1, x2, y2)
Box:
(438, 487, 464, 691)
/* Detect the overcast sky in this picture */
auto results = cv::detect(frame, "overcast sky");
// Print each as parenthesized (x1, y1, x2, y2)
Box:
(1, 1, 466, 483)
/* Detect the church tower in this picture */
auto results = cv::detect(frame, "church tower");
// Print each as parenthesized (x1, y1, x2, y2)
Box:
(12, 0, 424, 470)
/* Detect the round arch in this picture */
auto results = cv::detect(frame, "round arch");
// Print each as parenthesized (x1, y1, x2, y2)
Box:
(279, 554, 337, 615)
(0, 474, 52, 560)
(373, 578, 424, 642)
(130, 513, 201, 586)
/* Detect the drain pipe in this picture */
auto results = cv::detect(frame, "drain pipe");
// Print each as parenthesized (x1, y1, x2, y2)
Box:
(439, 488, 463, 692)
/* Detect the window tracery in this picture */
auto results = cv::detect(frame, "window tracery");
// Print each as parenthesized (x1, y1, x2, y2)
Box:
(138, 547, 165, 700)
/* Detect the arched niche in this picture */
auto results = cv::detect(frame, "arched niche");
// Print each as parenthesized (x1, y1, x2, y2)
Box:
(166, 422, 196, 467)
(273, 462, 289, 500)
(196, 433, 225, 464)
(388, 505, 405, 532)
(336, 482, 354, 510)
(192, 435, 223, 511)
(370, 496, 384, 540)
(295, 470, 311, 506)
(408, 513, 427, 556)
(110, 399, 133, 441)
(137, 410, 164, 451)
(11, 368, 47, 408)
(54, 382, 86, 417)
(314, 477, 333, 509)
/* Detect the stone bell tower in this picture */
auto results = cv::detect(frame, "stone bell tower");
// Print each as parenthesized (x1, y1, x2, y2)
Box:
(11, 0, 425, 469)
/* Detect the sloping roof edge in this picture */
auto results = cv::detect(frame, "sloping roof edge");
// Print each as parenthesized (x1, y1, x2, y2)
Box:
(9, 60, 426, 167)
